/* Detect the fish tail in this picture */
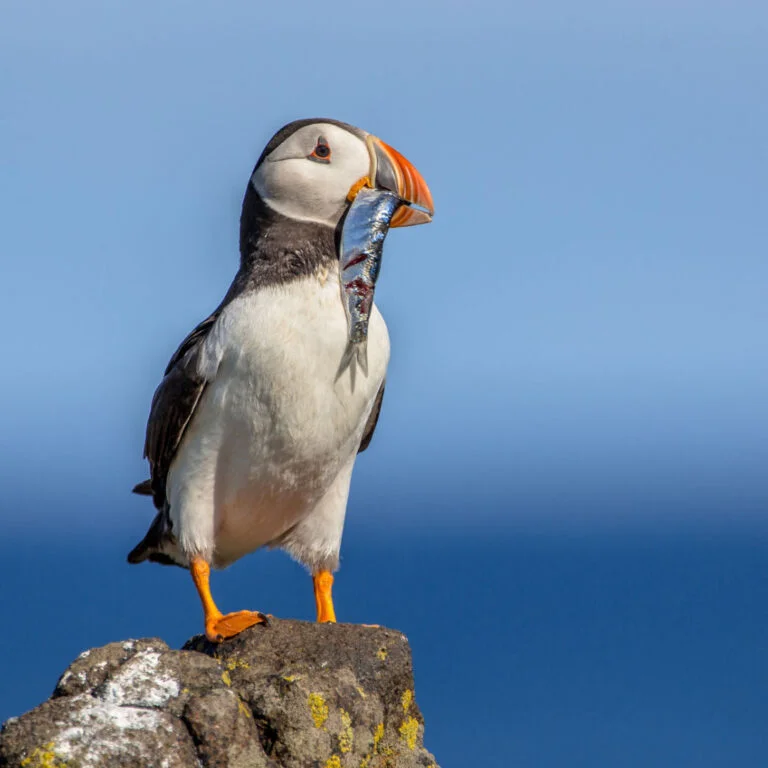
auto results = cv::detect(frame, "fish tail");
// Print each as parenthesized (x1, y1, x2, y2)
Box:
(358, 342, 369, 376)
(336, 340, 369, 390)
(336, 341, 356, 379)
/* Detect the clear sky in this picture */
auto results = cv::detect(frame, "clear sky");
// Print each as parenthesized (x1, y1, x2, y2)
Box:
(1, 2, 767, 764)
(2, 0, 766, 533)
(0, 0, 768, 525)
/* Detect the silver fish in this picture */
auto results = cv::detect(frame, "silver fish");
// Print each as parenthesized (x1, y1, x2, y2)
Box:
(337, 187, 402, 386)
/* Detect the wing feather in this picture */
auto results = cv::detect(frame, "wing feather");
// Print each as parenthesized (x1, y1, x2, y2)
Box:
(140, 312, 220, 509)
(358, 382, 385, 453)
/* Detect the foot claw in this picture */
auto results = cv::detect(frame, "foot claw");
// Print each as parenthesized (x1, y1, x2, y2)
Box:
(205, 610, 268, 643)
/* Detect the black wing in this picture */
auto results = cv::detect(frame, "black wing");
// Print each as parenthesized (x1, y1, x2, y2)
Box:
(358, 382, 385, 452)
(136, 312, 220, 509)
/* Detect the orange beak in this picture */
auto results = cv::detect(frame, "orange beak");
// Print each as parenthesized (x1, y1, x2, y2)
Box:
(367, 135, 434, 227)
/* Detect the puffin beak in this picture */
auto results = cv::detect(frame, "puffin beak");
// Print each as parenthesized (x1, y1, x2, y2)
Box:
(367, 136, 434, 227)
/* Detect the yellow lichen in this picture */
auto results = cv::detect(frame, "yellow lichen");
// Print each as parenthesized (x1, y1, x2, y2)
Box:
(399, 717, 419, 750)
(221, 670, 232, 687)
(360, 722, 386, 768)
(373, 723, 385, 750)
(376, 647, 388, 661)
(282, 674, 301, 682)
(339, 708, 354, 753)
(355, 685, 367, 699)
(226, 657, 250, 671)
(20, 743, 67, 768)
(325, 756, 341, 768)
(308, 692, 329, 729)
(401, 689, 413, 713)
(238, 699, 252, 719)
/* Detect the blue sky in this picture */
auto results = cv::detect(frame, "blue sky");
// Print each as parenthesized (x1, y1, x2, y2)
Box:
(2, 3, 768, 764)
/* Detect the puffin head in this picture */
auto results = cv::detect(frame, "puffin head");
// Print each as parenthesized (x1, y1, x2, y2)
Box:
(248, 118, 434, 230)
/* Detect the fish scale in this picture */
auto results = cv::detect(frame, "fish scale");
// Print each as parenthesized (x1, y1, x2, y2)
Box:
(336, 188, 402, 388)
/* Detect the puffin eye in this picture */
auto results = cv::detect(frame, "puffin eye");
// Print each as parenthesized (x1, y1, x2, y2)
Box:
(309, 138, 332, 163)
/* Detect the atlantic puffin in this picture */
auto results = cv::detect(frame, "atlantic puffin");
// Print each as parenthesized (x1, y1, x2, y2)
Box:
(128, 118, 434, 642)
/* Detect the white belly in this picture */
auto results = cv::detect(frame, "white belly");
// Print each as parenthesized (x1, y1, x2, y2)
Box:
(167, 270, 389, 567)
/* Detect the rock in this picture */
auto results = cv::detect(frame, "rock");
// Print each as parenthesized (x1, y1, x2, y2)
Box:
(0, 619, 439, 768)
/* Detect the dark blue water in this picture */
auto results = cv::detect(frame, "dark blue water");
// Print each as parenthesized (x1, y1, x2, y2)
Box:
(2, 517, 766, 767)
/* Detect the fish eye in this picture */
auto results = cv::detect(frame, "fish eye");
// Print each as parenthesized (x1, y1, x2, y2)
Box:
(309, 138, 331, 162)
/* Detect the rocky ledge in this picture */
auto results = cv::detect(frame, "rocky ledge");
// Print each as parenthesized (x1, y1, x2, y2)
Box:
(0, 619, 438, 768)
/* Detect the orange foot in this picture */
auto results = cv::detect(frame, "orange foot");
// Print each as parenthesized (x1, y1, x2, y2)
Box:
(205, 610, 268, 643)
(313, 570, 337, 623)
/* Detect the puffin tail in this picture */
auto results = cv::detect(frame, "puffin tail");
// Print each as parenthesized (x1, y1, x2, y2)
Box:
(132, 479, 153, 495)
(127, 508, 184, 568)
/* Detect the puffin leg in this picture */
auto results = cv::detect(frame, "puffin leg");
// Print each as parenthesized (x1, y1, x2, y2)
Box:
(313, 570, 337, 623)
(190, 557, 267, 642)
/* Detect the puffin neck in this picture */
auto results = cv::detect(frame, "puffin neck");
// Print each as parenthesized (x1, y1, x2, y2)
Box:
(238, 183, 338, 288)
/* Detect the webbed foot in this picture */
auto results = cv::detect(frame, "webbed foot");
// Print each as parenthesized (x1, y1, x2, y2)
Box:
(205, 610, 268, 643)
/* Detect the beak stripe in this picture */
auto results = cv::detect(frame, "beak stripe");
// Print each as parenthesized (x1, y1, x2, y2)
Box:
(371, 137, 434, 228)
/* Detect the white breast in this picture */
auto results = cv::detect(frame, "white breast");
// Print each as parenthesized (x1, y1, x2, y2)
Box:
(166, 266, 389, 567)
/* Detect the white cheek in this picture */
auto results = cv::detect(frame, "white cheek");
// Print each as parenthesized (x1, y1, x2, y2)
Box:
(252, 141, 370, 227)
(252, 163, 333, 226)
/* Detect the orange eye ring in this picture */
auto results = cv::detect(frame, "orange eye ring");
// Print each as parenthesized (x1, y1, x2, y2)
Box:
(309, 137, 331, 163)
